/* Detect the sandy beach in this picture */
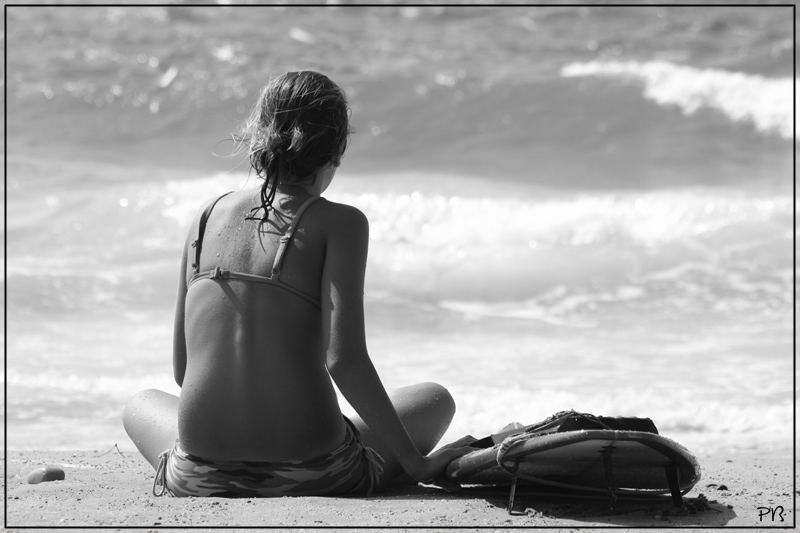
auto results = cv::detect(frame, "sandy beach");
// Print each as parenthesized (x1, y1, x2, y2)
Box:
(4, 448, 795, 529)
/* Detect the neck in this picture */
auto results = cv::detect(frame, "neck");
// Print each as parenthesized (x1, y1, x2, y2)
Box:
(275, 163, 334, 198)
(276, 181, 320, 197)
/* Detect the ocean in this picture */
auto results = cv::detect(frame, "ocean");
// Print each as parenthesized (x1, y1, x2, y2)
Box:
(5, 4, 794, 457)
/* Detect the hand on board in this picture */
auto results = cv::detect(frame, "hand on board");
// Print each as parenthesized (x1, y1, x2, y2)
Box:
(409, 443, 476, 483)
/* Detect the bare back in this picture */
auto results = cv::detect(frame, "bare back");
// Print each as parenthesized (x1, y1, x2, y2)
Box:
(175, 190, 345, 462)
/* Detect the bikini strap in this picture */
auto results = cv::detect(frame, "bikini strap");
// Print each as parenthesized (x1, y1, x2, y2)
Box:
(271, 196, 320, 280)
(191, 192, 234, 274)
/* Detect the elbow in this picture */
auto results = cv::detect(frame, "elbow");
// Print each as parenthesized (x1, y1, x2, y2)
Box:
(173, 356, 186, 388)
(325, 348, 368, 382)
(173, 342, 186, 388)
(173, 368, 184, 388)
(325, 354, 345, 380)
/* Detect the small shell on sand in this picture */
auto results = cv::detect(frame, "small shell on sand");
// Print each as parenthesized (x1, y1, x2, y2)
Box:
(26, 465, 65, 484)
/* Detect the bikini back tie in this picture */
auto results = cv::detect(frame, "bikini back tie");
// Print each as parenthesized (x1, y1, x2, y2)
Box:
(270, 196, 319, 280)
(189, 193, 322, 308)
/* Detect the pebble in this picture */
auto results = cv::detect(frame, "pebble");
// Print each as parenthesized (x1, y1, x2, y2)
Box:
(26, 465, 65, 484)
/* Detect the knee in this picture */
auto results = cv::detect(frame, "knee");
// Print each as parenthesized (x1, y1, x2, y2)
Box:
(122, 389, 165, 429)
(124, 388, 160, 410)
(412, 382, 456, 452)
(392, 382, 456, 423)
(122, 389, 149, 430)
(420, 382, 456, 423)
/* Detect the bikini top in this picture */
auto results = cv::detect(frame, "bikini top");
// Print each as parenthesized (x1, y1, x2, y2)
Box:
(188, 192, 322, 309)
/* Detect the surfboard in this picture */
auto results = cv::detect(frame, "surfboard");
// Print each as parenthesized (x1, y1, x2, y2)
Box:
(442, 412, 701, 511)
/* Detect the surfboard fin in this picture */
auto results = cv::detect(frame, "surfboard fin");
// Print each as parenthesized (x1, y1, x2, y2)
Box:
(506, 471, 519, 514)
(665, 462, 683, 507)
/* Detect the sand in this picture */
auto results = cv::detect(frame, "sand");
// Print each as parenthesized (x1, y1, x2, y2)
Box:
(4, 448, 795, 530)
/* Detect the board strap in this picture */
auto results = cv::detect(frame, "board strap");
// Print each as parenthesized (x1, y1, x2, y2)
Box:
(601, 445, 618, 509)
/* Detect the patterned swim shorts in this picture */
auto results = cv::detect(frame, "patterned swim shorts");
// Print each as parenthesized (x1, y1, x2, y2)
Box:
(153, 418, 385, 497)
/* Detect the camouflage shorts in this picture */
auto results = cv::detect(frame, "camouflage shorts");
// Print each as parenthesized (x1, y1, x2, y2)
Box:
(153, 418, 385, 497)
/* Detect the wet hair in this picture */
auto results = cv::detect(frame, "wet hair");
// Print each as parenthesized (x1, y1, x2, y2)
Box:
(235, 71, 351, 223)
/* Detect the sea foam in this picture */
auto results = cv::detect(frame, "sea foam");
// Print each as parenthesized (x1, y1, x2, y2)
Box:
(560, 60, 794, 141)
(8, 171, 792, 313)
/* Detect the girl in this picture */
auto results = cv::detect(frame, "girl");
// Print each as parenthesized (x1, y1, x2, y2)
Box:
(123, 71, 470, 497)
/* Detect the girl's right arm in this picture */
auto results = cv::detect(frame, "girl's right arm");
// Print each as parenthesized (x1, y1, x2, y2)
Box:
(172, 230, 191, 387)
(173, 204, 206, 388)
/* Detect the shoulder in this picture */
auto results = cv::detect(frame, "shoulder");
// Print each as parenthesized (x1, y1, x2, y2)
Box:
(313, 198, 369, 237)
(192, 191, 236, 225)
(187, 192, 233, 232)
(182, 191, 238, 249)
